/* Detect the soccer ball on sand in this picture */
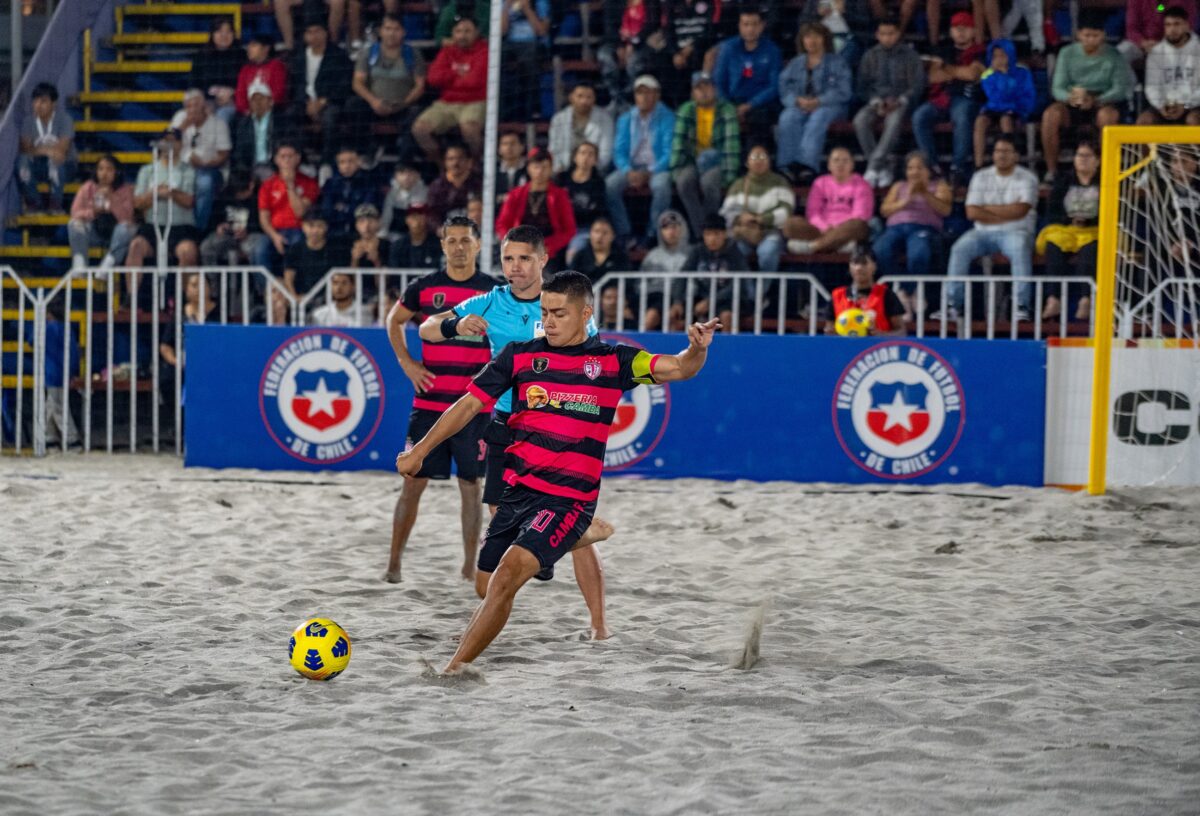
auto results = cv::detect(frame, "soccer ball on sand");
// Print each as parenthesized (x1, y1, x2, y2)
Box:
(835, 307, 873, 337)
(289, 618, 351, 680)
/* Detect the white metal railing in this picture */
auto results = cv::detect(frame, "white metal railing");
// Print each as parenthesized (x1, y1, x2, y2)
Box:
(1123, 278, 1200, 340)
(1, 266, 41, 454)
(296, 268, 436, 327)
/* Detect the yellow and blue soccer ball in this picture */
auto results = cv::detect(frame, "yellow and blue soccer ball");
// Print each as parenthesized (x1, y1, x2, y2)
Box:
(289, 618, 351, 680)
(835, 307, 873, 337)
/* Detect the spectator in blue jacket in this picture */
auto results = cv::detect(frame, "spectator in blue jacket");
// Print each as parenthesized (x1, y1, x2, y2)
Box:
(973, 38, 1036, 171)
(318, 146, 381, 239)
(606, 74, 676, 245)
(713, 8, 782, 144)
(777, 22, 853, 183)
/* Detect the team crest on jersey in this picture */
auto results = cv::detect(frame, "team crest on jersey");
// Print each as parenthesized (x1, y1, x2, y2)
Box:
(583, 358, 602, 380)
(832, 341, 965, 479)
(260, 330, 385, 464)
(602, 334, 670, 471)
(532, 356, 549, 373)
(432, 292, 446, 309)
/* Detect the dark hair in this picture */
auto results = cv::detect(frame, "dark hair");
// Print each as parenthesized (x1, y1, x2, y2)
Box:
(1074, 138, 1100, 156)
(502, 225, 546, 254)
(876, 16, 901, 30)
(571, 80, 596, 95)
(797, 22, 833, 54)
(31, 82, 58, 102)
(572, 140, 599, 166)
(849, 245, 876, 265)
(993, 133, 1018, 150)
(739, 7, 765, 21)
(274, 140, 302, 155)
(210, 16, 235, 34)
(1077, 9, 1107, 31)
(442, 141, 469, 159)
(1163, 5, 1191, 21)
(543, 270, 595, 306)
(903, 150, 933, 171)
(589, 214, 614, 231)
(335, 144, 360, 156)
(93, 154, 126, 188)
(442, 214, 481, 238)
(381, 11, 404, 28)
(227, 166, 254, 192)
(499, 129, 525, 143)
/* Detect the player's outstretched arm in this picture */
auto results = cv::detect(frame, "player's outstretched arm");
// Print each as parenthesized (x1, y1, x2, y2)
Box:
(650, 319, 720, 383)
(417, 310, 489, 343)
(396, 393, 486, 475)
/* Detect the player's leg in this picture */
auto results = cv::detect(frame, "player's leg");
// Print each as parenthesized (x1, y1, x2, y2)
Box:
(386, 476, 429, 582)
(443, 545, 541, 673)
(570, 544, 609, 640)
(450, 414, 489, 580)
(457, 478, 482, 580)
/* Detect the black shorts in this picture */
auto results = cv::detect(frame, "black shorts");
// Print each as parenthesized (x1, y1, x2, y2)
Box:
(477, 483, 596, 581)
(135, 223, 202, 259)
(482, 411, 512, 505)
(406, 408, 488, 481)
(1064, 102, 1129, 130)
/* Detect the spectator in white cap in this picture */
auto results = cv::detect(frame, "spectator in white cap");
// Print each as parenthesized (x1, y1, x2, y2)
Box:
(606, 73, 676, 247)
(170, 88, 231, 231)
(232, 77, 281, 178)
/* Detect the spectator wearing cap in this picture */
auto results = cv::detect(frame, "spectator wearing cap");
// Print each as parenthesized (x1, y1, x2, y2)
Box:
(500, 0, 551, 121)
(188, 18, 243, 128)
(607, 74, 676, 245)
(17, 82, 76, 212)
(259, 141, 320, 268)
(1041, 10, 1130, 185)
(548, 81, 615, 175)
(347, 13, 427, 161)
(380, 163, 429, 238)
(854, 16, 925, 189)
(413, 15, 488, 164)
(349, 203, 390, 269)
(972, 38, 1036, 171)
(777, 22, 852, 184)
(388, 203, 443, 268)
(671, 70, 741, 239)
(828, 246, 908, 336)
(318, 145, 381, 239)
(171, 88, 232, 232)
(284, 210, 350, 297)
(556, 140, 609, 262)
(232, 77, 282, 176)
(1119, 0, 1199, 64)
(1138, 6, 1200, 126)
(125, 129, 200, 287)
(911, 12, 985, 185)
(235, 34, 288, 115)
(288, 17, 353, 176)
(712, 8, 782, 139)
(496, 147, 577, 264)
(426, 142, 482, 223)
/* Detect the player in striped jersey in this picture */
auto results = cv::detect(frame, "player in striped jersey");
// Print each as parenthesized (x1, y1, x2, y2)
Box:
(383, 216, 499, 584)
(397, 271, 718, 673)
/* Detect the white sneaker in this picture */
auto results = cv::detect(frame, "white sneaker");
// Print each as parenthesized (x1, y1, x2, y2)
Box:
(929, 306, 960, 322)
(787, 239, 814, 255)
(318, 164, 334, 187)
(72, 253, 87, 270)
(875, 168, 894, 188)
(863, 168, 879, 187)
(99, 253, 116, 270)
(1013, 308, 1031, 322)
(838, 240, 858, 253)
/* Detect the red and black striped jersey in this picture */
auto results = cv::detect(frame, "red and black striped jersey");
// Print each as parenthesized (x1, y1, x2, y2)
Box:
(467, 336, 662, 502)
(401, 270, 498, 413)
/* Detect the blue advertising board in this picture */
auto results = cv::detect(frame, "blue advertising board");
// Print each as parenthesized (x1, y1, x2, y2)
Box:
(185, 325, 1046, 485)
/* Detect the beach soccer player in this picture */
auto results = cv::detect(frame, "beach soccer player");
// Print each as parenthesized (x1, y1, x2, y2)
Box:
(383, 215, 498, 583)
(397, 271, 719, 672)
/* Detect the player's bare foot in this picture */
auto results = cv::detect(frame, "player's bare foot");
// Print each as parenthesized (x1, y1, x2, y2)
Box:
(572, 517, 615, 551)
(383, 567, 402, 583)
(461, 562, 475, 581)
(590, 624, 612, 640)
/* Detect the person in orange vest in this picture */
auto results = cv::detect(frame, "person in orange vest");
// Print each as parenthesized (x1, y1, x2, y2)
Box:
(829, 246, 908, 336)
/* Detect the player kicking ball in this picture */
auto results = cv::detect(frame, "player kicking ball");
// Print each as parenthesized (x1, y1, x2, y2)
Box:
(396, 271, 719, 674)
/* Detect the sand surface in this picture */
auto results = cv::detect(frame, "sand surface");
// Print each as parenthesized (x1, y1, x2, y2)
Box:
(1, 455, 1198, 815)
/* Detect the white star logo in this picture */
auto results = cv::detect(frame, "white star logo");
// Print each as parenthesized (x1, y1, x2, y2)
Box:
(301, 377, 341, 418)
(877, 390, 918, 432)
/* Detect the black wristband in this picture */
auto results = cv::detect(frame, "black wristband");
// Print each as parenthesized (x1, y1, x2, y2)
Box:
(440, 317, 461, 339)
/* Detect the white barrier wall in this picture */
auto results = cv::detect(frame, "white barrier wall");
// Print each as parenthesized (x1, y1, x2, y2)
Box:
(1045, 345, 1200, 486)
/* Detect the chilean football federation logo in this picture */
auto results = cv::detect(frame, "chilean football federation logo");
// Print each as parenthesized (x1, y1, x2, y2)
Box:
(602, 334, 670, 470)
(260, 330, 385, 464)
(832, 341, 965, 479)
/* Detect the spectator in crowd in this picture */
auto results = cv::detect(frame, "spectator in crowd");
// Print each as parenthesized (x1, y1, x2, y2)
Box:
(1160, 148, 1200, 273)
(319, 146, 380, 239)
(912, 12, 985, 186)
(939, 135, 1039, 322)
(720, 144, 794, 273)
(389, 203, 443, 268)
(854, 17, 925, 188)
(640, 209, 692, 330)
(68, 155, 136, 270)
(1000, 0, 1048, 58)
(676, 212, 749, 329)
(287, 17, 353, 178)
(1037, 140, 1100, 321)
(496, 147, 576, 264)
(556, 141, 609, 261)
(159, 272, 217, 374)
(872, 151, 952, 316)
(501, 0, 550, 121)
(549, 82, 615, 174)
(597, 0, 661, 110)
(435, 0, 490, 44)
(659, 0, 725, 106)
(200, 168, 271, 268)
(188, 17, 243, 127)
(427, 143, 482, 223)
(1041, 11, 1129, 184)
(607, 74, 675, 246)
(17, 83, 75, 212)
(232, 78, 282, 177)
(828, 246, 907, 336)
(125, 129, 200, 291)
(284, 211, 349, 297)
(413, 16, 488, 164)
(671, 71, 741, 239)
(783, 146, 872, 255)
(713, 8, 782, 137)
(171, 89, 232, 232)
(310, 271, 371, 326)
(1119, 0, 1198, 63)
(380, 162, 429, 238)
(258, 141, 320, 267)
(347, 13, 427, 161)
(927, 0, 1003, 47)
(1138, 6, 1200, 126)
(573, 216, 631, 287)
(349, 203, 390, 270)
(798, 0, 875, 67)
(494, 131, 529, 206)
(973, 38, 1036, 173)
(777, 23, 852, 185)
(235, 34, 288, 116)
(273, 0, 367, 53)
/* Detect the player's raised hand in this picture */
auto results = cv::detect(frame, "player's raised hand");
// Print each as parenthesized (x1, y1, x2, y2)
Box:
(688, 318, 721, 349)
(457, 314, 489, 336)
(401, 360, 436, 393)
(395, 449, 424, 477)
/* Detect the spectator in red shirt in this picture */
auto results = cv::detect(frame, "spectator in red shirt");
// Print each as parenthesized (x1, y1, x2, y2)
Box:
(235, 34, 288, 115)
(258, 141, 320, 268)
(495, 147, 576, 264)
(412, 16, 488, 164)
